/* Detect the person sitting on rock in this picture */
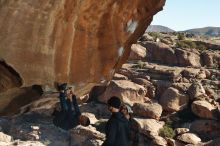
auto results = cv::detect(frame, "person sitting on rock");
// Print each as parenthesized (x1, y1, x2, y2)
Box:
(102, 96, 130, 146)
(53, 83, 90, 130)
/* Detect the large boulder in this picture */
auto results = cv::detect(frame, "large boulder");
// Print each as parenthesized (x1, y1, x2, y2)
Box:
(177, 133, 201, 145)
(142, 64, 182, 82)
(133, 118, 164, 138)
(180, 68, 201, 81)
(132, 102, 162, 119)
(79, 102, 110, 119)
(97, 80, 148, 105)
(153, 80, 172, 98)
(166, 138, 185, 146)
(0, 86, 43, 116)
(190, 120, 220, 141)
(0, 130, 45, 146)
(129, 44, 147, 60)
(112, 73, 128, 80)
(191, 100, 216, 119)
(152, 135, 167, 146)
(131, 78, 155, 98)
(19, 94, 59, 116)
(116, 68, 135, 79)
(159, 87, 189, 112)
(175, 48, 201, 67)
(201, 51, 220, 67)
(70, 125, 105, 146)
(175, 128, 189, 135)
(0, 0, 165, 114)
(0, 140, 45, 146)
(0, 132, 12, 143)
(171, 83, 191, 93)
(187, 82, 207, 100)
(142, 42, 178, 65)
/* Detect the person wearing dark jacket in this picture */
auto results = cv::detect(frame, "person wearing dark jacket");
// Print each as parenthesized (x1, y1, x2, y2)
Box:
(53, 83, 90, 130)
(120, 104, 139, 146)
(102, 96, 130, 146)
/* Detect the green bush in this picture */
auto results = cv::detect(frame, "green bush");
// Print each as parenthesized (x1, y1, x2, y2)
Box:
(197, 44, 207, 51)
(176, 40, 196, 49)
(137, 60, 145, 69)
(159, 121, 175, 138)
(176, 41, 187, 48)
(148, 32, 161, 41)
(177, 33, 185, 40)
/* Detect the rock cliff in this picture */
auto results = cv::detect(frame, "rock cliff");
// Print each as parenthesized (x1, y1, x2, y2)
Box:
(0, 0, 165, 96)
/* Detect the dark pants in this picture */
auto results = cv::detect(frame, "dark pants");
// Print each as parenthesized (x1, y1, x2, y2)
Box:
(54, 94, 81, 130)
(59, 94, 81, 117)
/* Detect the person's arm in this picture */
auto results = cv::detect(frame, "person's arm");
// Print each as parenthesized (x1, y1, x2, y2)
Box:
(71, 94, 81, 117)
(59, 92, 68, 111)
(103, 120, 117, 146)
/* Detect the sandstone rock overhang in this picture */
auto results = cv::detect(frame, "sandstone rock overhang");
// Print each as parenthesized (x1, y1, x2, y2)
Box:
(0, 0, 165, 96)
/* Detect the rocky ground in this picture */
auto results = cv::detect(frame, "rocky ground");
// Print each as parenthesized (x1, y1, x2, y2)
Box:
(0, 32, 219, 146)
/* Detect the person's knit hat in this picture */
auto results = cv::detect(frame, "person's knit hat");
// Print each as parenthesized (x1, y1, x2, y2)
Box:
(107, 96, 121, 109)
(58, 83, 68, 91)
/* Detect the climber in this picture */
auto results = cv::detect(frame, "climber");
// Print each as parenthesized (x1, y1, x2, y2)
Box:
(102, 96, 130, 146)
(53, 83, 90, 130)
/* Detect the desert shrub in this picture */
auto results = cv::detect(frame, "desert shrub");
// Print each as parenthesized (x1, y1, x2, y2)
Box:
(131, 60, 145, 69)
(159, 120, 175, 138)
(177, 33, 185, 40)
(197, 44, 207, 51)
(137, 60, 145, 69)
(200, 35, 209, 40)
(176, 40, 196, 49)
(172, 32, 178, 36)
(176, 41, 188, 48)
(187, 40, 197, 48)
(148, 32, 161, 40)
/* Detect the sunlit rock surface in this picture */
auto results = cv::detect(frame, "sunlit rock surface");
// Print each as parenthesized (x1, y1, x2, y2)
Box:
(0, 0, 165, 92)
(0, 0, 165, 114)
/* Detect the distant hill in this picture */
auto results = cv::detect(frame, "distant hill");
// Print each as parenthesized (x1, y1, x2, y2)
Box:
(146, 25, 175, 32)
(184, 27, 220, 36)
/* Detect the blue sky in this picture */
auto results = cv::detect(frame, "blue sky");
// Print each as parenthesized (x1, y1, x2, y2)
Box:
(151, 0, 220, 31)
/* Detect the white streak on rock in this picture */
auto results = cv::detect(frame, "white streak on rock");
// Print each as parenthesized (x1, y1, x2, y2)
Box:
(127, 19, 138, 33)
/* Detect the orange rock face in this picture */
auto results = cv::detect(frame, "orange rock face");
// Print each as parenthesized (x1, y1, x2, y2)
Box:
(0, 0, 165, 95)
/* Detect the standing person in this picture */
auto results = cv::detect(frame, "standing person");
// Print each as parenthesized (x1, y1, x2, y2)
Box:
(120, 104, 133, 120)
(102, 96, 130, 146)
(53, 83, 90, 130)
(120, 104, 139, 146)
